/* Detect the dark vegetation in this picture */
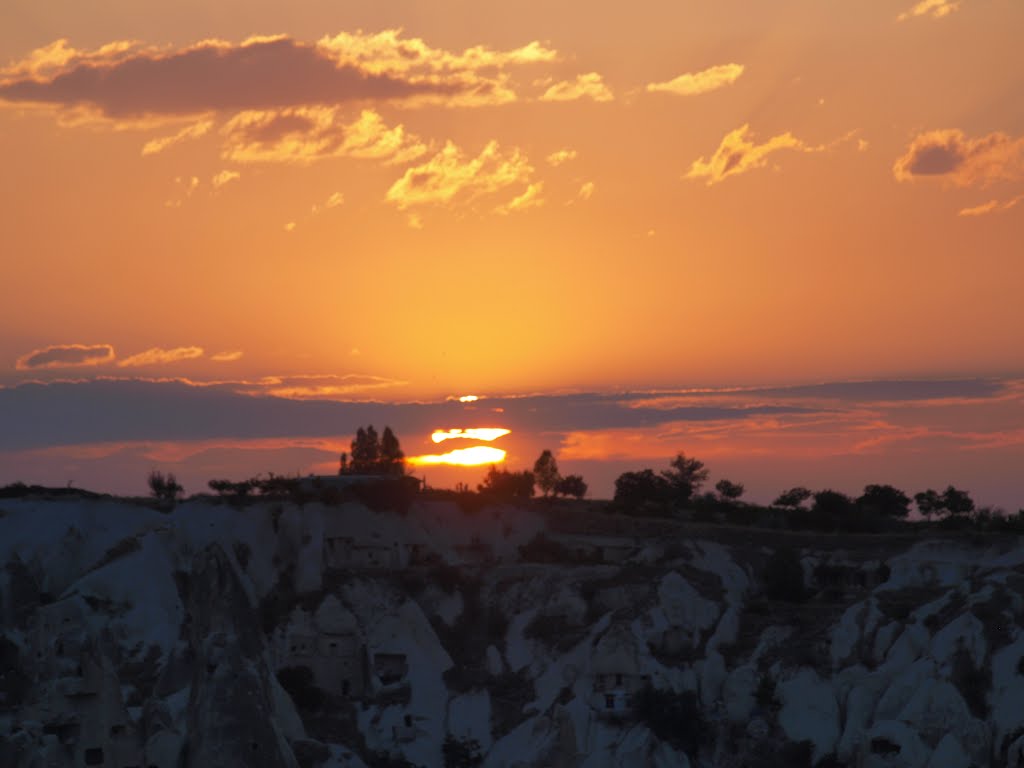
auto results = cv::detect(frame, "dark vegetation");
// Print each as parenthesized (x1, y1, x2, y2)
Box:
(763, 546, 807, 602)
(634, 686, 706, 758)
(442, 735, 484, 768)
(147, 470, 183, 505)
(11, 425, 1024, 544)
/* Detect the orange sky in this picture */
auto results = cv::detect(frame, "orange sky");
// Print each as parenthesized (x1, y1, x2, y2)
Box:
(2, 1, 1023, 502)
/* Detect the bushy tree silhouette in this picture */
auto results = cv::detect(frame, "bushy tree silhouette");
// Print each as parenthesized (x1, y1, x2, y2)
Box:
(345, 425, 405, 475)
(478, 466, 534, 501)
(662, 453, 709, 505)
(533, 449, 560, 497)
(773, 487, 812, 508)
(555, 474, 587, 499)
(715, 478, 745, 501)
(613, 469, 672, 514)
(148, 470, 183, 504)
(857, 484, 911, 518)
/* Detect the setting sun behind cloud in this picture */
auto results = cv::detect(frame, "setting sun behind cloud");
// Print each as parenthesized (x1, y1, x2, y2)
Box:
(431, 428, 510, 443)
(408, 445, 507, 466)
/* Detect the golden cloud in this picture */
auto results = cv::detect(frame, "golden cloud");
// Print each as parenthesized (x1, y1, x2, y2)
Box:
(243, 373, 407, 399)
(540, 73, 613, 103)
(117, 346, 204, 368)
(211, 169, 240, 188)
(646, 63, 744, 96)
(898, 0, 960, 21)
(958, 193, 1023, 217)
(318, 30, 555, 75)
(495, 182, 544, 214)
(0, 38, 141, 83)
(0, 31, 555, 119)
(220, 107, 427, 165)
(893, 129, 1024, 186)
(15, 343, 115, 370)
(546, 149, 577, 166)
(141, 118, 214, 156)
(686, 124, 828, 185)
(385, 140, 533, 209)
(210, 350, 244, 362)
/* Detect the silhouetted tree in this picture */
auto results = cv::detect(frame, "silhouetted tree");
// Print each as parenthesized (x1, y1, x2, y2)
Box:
(915, 489, 942, 519)
(349, 426, 381, 473)
(478, 466, 535, 501)
(148, 470, 183, 504)
(661, 453, 709, 505)
(715, 479, 745, 501)
(345, 426, 405, 475)
(380, 427, 405, 475)
(773, 487, 812, 508)
(857, 484, 911, 518)
(208, 479, 255, 497)
(942, 485, 975, 517)
(614, 469, 673, 516)
(813, 490, 856, 531)
(555, 474, 588, 500)
(533, 450, 560, 497)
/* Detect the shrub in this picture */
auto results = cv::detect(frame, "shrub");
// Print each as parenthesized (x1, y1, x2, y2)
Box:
(763, 547, 806, 602)
(276, 666, 324, 711)
(477, 466, 535, 501)
(634, 686, 705, 758)
(951, 643, 991, 718)
(442, 735, 484, 768)
(148, 470, 183, 504)
(518, 533, 572, 563)
(754, 673, 780, 712)
(613, 469, 672, 516)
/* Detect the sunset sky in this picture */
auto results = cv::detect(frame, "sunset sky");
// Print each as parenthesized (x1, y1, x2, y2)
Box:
(2, 0, 1023, 507)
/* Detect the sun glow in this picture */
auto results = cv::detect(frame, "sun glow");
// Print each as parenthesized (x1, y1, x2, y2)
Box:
(458, 395, 479, 402)
(408, 445, 506, 466)
(431, 428, 511, 443)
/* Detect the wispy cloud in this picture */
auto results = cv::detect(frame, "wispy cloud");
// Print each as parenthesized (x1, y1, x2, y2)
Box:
(242, 373, 408, 399)
(958, 193, 1023, 217)
(539, 73, 613, 103)
(211, 169, 240, 188)
(495, 182, 544, 215)
(385, 140, 533, 210)
(898, 0, 960, 21)
(117, 346, 204, 368)
(15, 343, 115, 370)
(220, 107, 427, 165)
(686, 124, 832, 185)
(141, 118, 213, 156)
(893, 128, 1024, 186)
(312, 191, 345, 214)
(646, 63, 744, 96)
(546, 149, 577, 166)
(210, 350, 244, 362)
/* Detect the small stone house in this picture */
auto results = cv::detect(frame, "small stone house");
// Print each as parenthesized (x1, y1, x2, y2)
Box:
(274, 596, 367, 697)
(588, 625, 650, 718)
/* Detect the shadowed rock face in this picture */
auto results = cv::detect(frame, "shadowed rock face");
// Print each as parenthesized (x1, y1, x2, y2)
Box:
(182, 545, 298, 768)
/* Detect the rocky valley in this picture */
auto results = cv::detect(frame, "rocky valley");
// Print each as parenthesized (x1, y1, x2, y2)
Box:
(2, 491, 1024, 767)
